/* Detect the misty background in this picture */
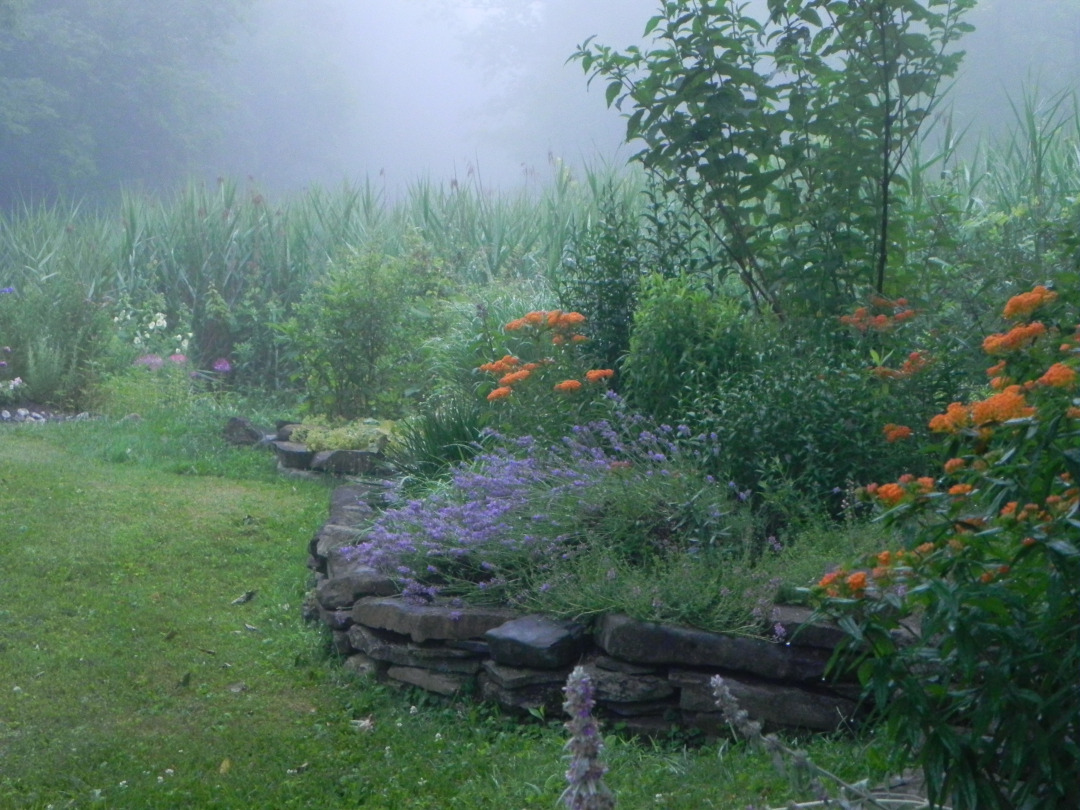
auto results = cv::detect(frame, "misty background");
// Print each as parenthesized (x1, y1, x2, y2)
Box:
(1, 0, 1077, 204)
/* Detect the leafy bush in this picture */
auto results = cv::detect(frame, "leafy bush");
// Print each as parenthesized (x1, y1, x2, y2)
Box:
(278, 247, 449, 418)
(625, 285, 976, 515)
(815, 283, 1080, 809)
(556, 180, 646, 374)
(0, 278, 113, 407)
(622, 274, 756, 422)
(290, 419, 392, 453)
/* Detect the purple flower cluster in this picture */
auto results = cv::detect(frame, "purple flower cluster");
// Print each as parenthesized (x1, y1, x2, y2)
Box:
(342, 407, 748, 605)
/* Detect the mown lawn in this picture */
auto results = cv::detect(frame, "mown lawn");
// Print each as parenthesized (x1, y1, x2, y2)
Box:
(0, 423, 881, 809)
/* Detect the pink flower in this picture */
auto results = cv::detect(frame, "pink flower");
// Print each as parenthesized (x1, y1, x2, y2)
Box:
(169, 353, 188, 365)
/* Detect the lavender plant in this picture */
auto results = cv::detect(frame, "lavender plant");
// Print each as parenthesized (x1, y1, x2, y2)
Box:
(342, 402, 792, 633)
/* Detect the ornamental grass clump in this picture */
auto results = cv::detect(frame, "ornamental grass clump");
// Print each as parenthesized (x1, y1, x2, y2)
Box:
(815, 284, 1080, 809)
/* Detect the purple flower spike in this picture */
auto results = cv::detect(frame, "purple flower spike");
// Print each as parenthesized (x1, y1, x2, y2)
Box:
(212, 358, 232, 373)
(0, 287, 15, 294)
(561, 667, 615, 810)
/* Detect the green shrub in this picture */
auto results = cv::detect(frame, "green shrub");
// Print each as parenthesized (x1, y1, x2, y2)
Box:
(0, 277, 113, 407)
(556, 180, 646, 374)
(290, 419, 392, 452)
(278, 246, 448, 418)
(622, 274, 758, 423)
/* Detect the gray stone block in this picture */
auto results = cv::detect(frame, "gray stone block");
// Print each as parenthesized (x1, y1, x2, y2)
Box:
(485, 614, 587, 669)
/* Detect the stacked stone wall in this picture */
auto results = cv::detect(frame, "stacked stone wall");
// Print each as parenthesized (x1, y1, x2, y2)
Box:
(304, 483, 860, 735)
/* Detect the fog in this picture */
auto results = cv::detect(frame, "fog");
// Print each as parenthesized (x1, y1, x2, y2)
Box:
(210, 0, 661, 192)
(204, 0, 1078, 194)
(3, 0, 1076, 200)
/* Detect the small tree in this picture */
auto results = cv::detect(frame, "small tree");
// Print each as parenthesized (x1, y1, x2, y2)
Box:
(574, 0, 974, 315)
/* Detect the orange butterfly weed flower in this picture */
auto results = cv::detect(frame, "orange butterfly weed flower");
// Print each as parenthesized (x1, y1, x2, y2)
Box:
(570, 334, 588, 343)
(556, 311, 587, 330)
(883, 423, 913, 442)
(486, 386, 513, 402)
(499, 369, 531, 386)
(876, 482, 907, 506)
(970, 386, 1035, 425)
(523, 310, 546, 326)
(1036, 362, 1078, 389)
(1002, 285, 1057, 320)
(585, 369, 615, 383)
(948, 483, 974, 496)
(943, 457, 966, 474)
(553, 379, 583, 393)
(504, 318, 526, 331)
(929, 401, 972, 434)
(845, 571, 868, 594)
(982, 321, 1047, 355)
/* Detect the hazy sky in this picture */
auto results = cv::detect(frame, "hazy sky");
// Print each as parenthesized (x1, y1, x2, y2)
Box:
(212, 0, 1079, 193)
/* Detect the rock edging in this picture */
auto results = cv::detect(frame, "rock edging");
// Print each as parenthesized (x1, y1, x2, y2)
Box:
(304, 483, 860, 735)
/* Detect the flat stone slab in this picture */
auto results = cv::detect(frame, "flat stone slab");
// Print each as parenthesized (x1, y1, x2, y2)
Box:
(328, 485, 376, 526)
(482, 660, 571, 690)
(352, 597, 519, 644)
(579, 662, 675, 703)
(316, 570, 398, 609)
(671, 669, 857, 732)
(386, 665, 473, 696)
(348, 625, 484, 674)
(312, 449, 382, 476)
(770, 605, 848, 649)
(478, 675, 566, 715)
(596, 613, 830, 683)
(485, 614, 587, 670)
(310, 523, 366, 559)
(273, 441, 315, 469)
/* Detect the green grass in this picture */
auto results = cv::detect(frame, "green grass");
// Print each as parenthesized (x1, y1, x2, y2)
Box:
(0, 420, 888, 809)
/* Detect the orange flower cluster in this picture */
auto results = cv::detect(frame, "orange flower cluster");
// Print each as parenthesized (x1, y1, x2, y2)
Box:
(553, 379, 582, 393)
(872, 351, 931, 380)
(982, 321, 1046, 355)
(943, 457, 967, 474)
(929, 401, 973, 434)
(929, 385, 1036, 433)
(864, 475, 935, 507)
(883, 423, 912, 442)
(1002, 285, 1057, 320)
(479, 354, 546, 401)
(479, 355, 523, 375)
(840, 298, 917, 333)
(817, 569, 870, 597)
(585, 368, 615, 383)
(504, 310, 588, 345)
(1035, 362, 1078, 389)
(970, 386, 1036, 425)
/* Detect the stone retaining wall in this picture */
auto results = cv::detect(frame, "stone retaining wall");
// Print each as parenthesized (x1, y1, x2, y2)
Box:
(303, 483, 860, 735)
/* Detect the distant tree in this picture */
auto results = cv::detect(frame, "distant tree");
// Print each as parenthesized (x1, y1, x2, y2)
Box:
(0, 0, 251, 205)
